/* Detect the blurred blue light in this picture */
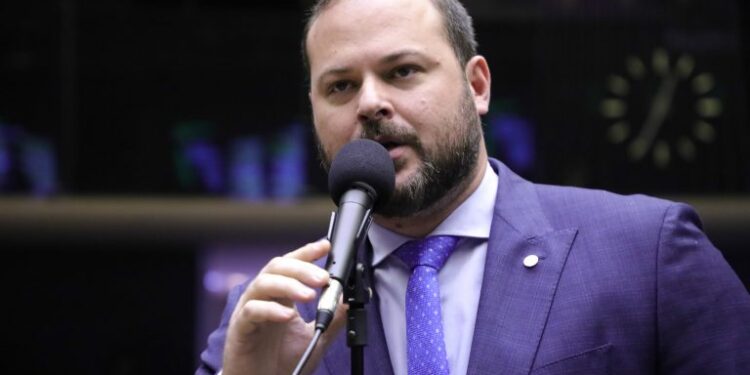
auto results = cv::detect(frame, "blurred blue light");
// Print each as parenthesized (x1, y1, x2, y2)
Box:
(20, 136, 57, 197)
(489, 114, 536, 173)
(0, 123, 58, 196)
(270, 123, 307, 201)
(203, 271, 225, 294)
(229, 137, 265, 200)
(185, 140, 224, 193)
(0, 126, 10, 189)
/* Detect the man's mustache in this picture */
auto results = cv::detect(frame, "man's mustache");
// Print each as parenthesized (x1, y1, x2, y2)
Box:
(317, 120, 426, 172)
(359, 120, 422, 152)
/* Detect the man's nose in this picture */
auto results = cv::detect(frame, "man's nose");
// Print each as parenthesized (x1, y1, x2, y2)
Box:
(356, 78, 394, 123)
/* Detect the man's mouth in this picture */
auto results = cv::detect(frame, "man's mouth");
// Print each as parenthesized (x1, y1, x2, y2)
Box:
(373, 136, 404, 151)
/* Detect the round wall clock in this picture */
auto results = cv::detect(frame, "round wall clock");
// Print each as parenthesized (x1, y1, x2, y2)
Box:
(600, 47, 722, 168)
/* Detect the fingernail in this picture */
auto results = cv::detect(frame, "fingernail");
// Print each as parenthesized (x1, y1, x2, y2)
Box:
(303, 289, 316, 299)
(283, 308, 296, 319)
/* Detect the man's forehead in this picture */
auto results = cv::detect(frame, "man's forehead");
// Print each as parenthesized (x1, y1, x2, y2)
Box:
(313, 0, 434, 18)
(306, 0, 445, 69)
(309, 0, 436, 34)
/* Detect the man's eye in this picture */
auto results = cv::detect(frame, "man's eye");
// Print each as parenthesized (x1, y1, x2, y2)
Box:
(329, 81, 352, 94)
(392, 66, 418, 79)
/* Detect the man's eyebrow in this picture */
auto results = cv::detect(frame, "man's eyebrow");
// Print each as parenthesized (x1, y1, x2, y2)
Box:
(380, 50, 429, 63)
(316, 50, 430, 83)
(316, 67, 353, 84)
(320, 67, 352, 78)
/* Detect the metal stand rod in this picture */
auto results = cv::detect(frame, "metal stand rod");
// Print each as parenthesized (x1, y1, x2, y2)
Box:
(345, 263, 370, 375)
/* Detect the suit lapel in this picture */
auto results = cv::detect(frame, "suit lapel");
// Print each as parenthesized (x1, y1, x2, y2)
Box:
(467, 161, 578, 374)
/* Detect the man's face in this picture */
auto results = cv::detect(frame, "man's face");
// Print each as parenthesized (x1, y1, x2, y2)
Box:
(307, 0, 485, 217)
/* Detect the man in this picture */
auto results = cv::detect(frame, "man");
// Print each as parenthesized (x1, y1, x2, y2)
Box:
(197, 0, 750, 374)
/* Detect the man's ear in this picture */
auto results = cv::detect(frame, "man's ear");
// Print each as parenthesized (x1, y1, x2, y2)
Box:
(465, 55, 491, 115)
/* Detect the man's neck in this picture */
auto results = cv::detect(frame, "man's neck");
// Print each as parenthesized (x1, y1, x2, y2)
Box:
(373, 151, 489, 238)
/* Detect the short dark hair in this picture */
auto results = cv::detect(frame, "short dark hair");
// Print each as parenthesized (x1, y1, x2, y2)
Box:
(301, 0, 478, 76)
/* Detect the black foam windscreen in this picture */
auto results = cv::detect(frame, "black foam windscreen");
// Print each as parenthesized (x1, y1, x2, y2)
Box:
(327, 139, 395, 211)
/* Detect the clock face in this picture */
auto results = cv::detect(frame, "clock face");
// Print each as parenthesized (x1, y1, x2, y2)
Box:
(600, 47, 722, 169)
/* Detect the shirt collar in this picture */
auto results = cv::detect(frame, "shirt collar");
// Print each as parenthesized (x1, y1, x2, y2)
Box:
(368, 162, 498, 267)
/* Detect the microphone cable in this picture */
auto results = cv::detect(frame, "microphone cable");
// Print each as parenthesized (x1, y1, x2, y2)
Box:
(291, 327, 322, 375)
(292, 278, 341, 375)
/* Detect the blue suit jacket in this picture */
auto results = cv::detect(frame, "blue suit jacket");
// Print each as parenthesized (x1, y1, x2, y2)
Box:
(198, 160, 750, 374)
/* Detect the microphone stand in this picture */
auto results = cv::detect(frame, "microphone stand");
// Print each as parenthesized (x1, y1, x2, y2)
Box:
(345, 261, 370, 375)
(322, 192, 375, 375)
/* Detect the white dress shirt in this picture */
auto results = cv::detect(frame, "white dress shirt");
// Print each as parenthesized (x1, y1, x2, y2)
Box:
(368, 164, 498, 375)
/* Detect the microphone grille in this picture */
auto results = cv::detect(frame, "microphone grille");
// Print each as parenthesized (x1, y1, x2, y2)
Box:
(328, 139, 395, 211)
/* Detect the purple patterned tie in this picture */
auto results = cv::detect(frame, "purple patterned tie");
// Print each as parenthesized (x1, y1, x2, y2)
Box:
(394, 235, 460, 375)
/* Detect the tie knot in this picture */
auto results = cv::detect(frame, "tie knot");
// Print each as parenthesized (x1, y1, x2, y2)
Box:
(394, 235, 459, 271)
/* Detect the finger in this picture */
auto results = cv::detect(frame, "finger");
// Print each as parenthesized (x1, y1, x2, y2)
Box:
(263, 257, 330, 288)
(283, 239, 331, 263)
(233, 299, 296, 334)
(234, 240, 331, 310)
(248, 273, 317, 303)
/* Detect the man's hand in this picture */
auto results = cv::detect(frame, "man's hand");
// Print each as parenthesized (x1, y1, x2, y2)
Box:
(221, 239, 347, 375)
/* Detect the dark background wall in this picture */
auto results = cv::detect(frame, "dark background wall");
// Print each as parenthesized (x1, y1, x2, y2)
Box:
(3, 243, 195, 374)
(2, 0, 748, 196)
(0, 0, 748, 373)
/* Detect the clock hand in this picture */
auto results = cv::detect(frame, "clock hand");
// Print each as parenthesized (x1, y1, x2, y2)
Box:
(629, 73, 679, 161)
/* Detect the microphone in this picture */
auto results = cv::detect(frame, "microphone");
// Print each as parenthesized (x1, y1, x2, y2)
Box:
(315, 139, 395, 331)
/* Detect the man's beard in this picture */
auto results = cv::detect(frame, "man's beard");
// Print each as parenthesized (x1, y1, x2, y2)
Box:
(317, 86, 483, 218)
